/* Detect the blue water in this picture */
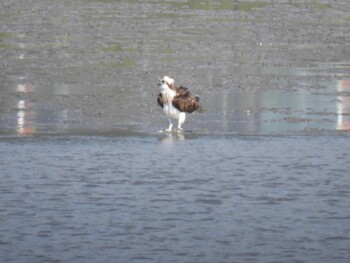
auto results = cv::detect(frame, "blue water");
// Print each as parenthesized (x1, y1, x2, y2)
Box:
(1, 134, 349, 262)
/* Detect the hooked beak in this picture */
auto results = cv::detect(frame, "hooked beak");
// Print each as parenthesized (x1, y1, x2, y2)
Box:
(158, 78, 165, 86)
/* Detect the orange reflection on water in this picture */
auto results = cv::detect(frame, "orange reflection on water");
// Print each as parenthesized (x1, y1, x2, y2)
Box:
(16, 84, 36, 136)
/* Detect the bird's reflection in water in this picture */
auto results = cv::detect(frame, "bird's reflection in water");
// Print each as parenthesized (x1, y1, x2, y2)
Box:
(160, 132, 186, 150)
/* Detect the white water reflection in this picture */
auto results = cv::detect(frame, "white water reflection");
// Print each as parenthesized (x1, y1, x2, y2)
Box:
(203, 80, 350, 134)
(264, 62, 350, 78)
(16, 84, 36, 136)
(17, 83, 32, 93)
(11, 79, 350, 136)
(12, 86, 350, 136)
(14, 83, 71, 136)
(336, 79, 350, 130)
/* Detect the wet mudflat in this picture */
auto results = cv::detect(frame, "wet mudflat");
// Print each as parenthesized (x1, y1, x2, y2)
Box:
(1, 0, 350, 135)
(1, 0, 350, 262)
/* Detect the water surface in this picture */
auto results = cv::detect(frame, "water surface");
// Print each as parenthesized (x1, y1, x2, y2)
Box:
(1, 135, 350, 262)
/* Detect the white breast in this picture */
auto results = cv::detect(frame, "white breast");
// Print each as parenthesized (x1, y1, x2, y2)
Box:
(160, 84, 179, 119)
(163, 103, 180, 120)
(160, 84, 176, 98)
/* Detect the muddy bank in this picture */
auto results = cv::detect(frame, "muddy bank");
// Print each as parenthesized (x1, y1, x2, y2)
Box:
(1, 0, 349, 135)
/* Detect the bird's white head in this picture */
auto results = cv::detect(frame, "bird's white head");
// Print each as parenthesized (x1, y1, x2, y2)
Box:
(159, 76, 175, 91)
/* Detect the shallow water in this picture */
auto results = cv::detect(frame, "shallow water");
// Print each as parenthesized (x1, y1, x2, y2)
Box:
(1, 135, 350, 262)
(1, 82, 349, 136)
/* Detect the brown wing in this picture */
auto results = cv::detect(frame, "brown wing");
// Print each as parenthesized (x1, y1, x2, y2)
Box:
(157, 93, 164, 108)
(172, 92, 202, 113)
(176, 86, 190, 97)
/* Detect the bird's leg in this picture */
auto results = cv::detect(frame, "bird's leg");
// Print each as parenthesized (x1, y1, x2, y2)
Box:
(176, 113, 186, 133)
(164, 117, 173, 133)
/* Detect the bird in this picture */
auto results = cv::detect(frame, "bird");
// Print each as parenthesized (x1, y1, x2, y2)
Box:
(157, 76, 202, 133)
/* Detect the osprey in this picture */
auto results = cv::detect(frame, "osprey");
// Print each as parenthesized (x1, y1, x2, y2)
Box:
(157, 76, 202, 132)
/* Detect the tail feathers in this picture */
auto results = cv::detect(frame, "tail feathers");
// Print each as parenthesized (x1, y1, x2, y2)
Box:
(194, 95, 203, 113)
(196, 105, 203, 113)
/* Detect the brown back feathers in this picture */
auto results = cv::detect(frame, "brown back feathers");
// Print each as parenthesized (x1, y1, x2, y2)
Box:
(157, 86, 202, 113)
(172, 86, 202, 113)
